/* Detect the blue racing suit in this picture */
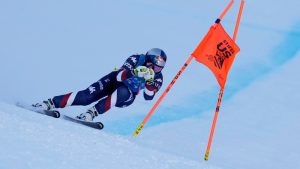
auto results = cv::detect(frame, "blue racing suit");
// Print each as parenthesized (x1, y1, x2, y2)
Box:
(51, 54, 164, 115)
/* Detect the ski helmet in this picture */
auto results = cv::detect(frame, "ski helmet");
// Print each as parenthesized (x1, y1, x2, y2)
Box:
(146, 48, 167, 73)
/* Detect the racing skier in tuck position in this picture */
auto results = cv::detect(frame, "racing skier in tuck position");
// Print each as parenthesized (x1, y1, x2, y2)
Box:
(33, 48, 167, 122)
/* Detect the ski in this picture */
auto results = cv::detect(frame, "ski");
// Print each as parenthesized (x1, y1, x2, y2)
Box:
(16, 102, 60, 118)
(63, 115, 104, 130)
(38, 109, 60, 118)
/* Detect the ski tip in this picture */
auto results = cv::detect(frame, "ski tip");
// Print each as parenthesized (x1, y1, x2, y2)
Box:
(96, 122, 104, 129)
(53, 111, 60, 118)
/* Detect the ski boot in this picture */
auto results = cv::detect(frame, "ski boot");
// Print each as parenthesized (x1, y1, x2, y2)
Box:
(32, 98, 55, 111)
(30, 98, 60, 118)
(76, 106, 99, 122)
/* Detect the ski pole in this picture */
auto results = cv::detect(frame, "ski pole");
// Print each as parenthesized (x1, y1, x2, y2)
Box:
(133, 55, 194, 137)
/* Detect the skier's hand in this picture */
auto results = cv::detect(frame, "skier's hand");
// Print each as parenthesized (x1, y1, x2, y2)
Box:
(144, 68, 155, 82)
(134, 66, 148, 78)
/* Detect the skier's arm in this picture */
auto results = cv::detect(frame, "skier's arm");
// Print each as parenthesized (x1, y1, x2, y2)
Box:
(117, 66, 151, 83)
(116, 55, 141, 82)
(143, 74, 163, 100)
(122, 55, 140, 71)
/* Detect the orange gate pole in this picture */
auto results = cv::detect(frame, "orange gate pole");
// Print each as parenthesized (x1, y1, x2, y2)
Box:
(204, 0, 245, 161)
(133, 55, 194, 137)
(204, 88, 224, 161)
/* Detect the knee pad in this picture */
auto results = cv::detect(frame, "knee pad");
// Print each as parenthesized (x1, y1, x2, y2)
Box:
(115, 86, 135, 108)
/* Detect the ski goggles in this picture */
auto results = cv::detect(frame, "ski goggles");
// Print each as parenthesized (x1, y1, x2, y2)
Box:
(146, 62, 164, 73)
(147, 55, 166, 72)
(149, 55, 166, 67)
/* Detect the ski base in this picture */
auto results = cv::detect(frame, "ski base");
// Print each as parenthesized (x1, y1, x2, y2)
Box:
(63, 115, 104, 130)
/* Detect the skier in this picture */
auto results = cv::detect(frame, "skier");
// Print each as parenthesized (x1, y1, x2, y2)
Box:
(33, 48, 167, 122)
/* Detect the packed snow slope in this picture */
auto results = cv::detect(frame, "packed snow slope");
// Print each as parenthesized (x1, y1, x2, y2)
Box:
(0, 102, 217, 169)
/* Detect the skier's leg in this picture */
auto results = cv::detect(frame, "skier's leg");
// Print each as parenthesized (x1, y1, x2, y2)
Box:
(38, 71, 120, 110)
(95, 85, 136, 113)
(114, 85, 136, 108)
(78, 85, 135, 121)
(77, 95, 112, 121)
(52, 81, 101, 108)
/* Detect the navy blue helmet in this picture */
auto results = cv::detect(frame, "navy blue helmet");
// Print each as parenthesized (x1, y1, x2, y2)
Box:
(145, 48, 167, 73)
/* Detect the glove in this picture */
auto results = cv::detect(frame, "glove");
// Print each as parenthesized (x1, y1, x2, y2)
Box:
(144, 68, 155, 82)
(123, 76, 145, 93)
(134, 66, 148, 78)
(134, 66, 155, 82)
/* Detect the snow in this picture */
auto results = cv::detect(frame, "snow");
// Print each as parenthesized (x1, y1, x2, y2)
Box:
(0, 0, 300, 168)
(0, 102, 216, 169)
